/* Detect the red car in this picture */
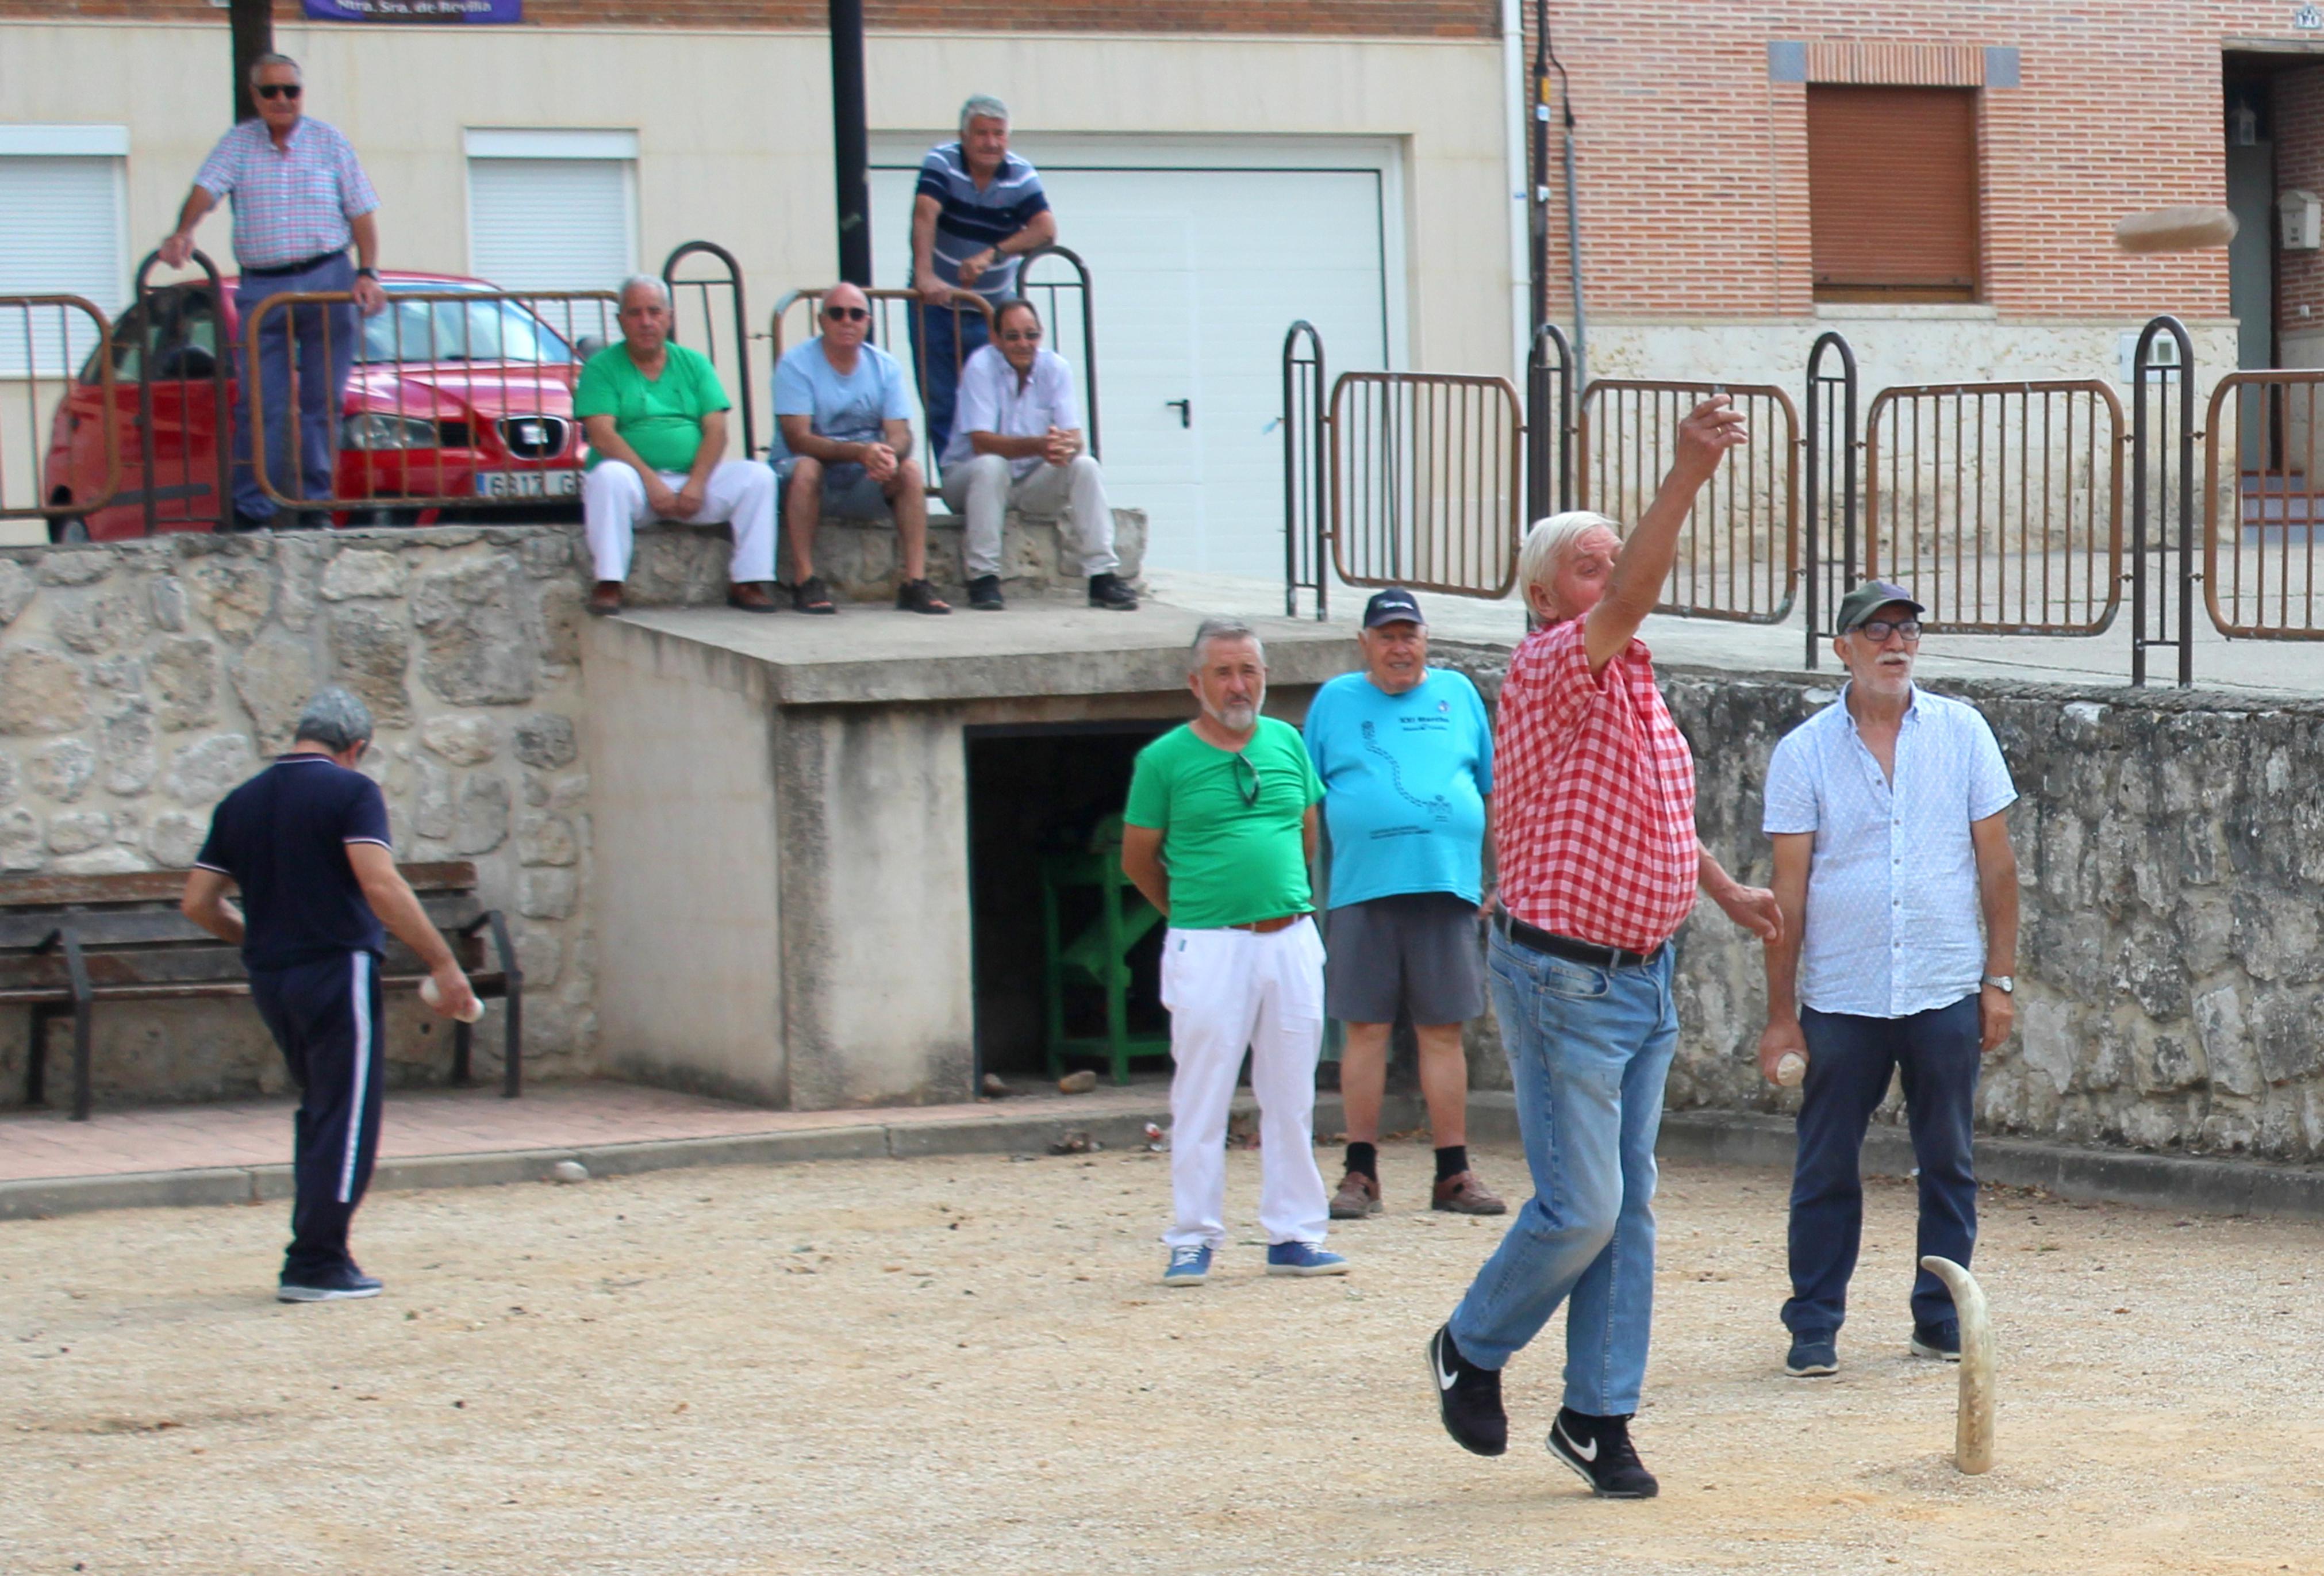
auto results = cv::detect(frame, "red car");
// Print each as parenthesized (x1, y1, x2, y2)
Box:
(43, 270, 600, 542)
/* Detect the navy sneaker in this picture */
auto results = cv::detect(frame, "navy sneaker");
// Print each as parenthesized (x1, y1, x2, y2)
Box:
(1428, 1323, 1507, 1456)
(1264, 1241, 1349, 1276)
(1785, 1330, 1839, 1378)
(1911, 1320, 1962, 1362)
(1162, 1245, 1212, 1287)
(1548, 1408, 1659, 1499)
(278, 1263, 383, 1303)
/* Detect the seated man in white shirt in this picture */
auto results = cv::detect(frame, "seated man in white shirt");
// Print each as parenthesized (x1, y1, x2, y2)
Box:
(938, 298, 1137, 612)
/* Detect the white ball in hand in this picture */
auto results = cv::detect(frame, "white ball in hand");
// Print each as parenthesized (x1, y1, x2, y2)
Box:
(420, 975, 484, 1023)
(1775, 1052, 1806, 1088)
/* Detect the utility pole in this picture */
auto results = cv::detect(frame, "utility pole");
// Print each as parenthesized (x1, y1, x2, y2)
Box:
(229, 0, 272, 124)
(829, 0, 873, 286)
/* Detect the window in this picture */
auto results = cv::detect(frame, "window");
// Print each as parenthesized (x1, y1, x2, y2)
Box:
(1806, 86, 1980, 303)
(0, 125, 127, 375)
(465, 129, 637, 294)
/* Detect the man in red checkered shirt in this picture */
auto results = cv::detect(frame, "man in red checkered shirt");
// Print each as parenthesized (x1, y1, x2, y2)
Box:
(1427, 396, 1781, 1500)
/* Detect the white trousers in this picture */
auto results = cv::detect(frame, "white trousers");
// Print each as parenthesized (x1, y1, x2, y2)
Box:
(939, 452, 1119, 579)
(582, 458, 777, 585)
(1159, 918, 1331, 1251)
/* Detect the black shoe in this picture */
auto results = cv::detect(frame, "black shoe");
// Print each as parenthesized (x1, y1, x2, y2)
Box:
(1785, 1329, 1839, 1378)
(967, 574, 1005, 611)
(277, 1263, 383, 1303)
(895, 577, 952, 615)
(228, 508, 276, 533)
(1910, 1320, 1961, 1362)
(1088, 571, 1139, 610)
(1427, 1323, 1507, 1456)
(1547, 1408, 1659, 1498)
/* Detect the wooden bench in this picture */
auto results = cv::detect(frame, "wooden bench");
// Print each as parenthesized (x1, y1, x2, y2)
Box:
(0, 862, 523, 1121)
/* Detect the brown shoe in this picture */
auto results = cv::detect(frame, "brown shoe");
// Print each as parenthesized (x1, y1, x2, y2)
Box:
(587, 580, 624, 616)
(1329, 1169, 1382, 1220)
(1431, 1171, 1508, 1215)
(727, 582, 778, 613)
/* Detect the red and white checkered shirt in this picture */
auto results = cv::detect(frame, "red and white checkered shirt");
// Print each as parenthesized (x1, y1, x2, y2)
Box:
(1494, 618, 1698, 953)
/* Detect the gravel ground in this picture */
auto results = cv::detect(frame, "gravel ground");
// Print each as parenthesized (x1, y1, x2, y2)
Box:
(3, 1140, 2322, 1575)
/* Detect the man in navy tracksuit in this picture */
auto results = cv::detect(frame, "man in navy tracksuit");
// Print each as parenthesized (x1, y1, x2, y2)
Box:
(180, 687, 478, 1302)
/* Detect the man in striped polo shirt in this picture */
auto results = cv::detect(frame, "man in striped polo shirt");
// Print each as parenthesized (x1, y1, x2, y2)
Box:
(1426, 398, 1782, 1499)
(909, 94, 1058, 454)
(160, 53, 385, 530)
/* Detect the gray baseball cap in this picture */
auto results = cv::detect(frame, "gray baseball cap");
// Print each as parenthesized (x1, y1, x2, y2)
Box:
(1835, 580, 1923, 635)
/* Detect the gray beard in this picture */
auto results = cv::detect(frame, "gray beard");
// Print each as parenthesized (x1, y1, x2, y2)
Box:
(1202, 693, 1262, 731)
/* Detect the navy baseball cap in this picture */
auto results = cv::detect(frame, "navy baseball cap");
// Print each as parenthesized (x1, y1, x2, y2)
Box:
(1835, 580, 1923, 635)
(1362, 587, 1425, 628)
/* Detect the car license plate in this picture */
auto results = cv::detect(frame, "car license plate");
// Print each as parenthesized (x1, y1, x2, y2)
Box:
(474, 469, 581, 500)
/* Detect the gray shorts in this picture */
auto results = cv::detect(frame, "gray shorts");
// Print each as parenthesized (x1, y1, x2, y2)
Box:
(1323, 892, 1487, 1025)
(773, 457, 893, 521)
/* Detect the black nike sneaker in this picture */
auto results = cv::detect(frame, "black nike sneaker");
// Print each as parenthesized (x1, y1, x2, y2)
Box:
(1547, 1407, 1660, 1498)
(1427, 1323, 1507, 1456)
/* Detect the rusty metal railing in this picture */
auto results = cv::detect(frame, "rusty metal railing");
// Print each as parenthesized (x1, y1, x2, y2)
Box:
(0, 292, 118, 534)
(771, 288, 994, 486)
(1327, 370, 1524, 598)
(1863, 381, 2124, 636)
(662, 240, 756, 461)
(126, 251, 236, 536)
(241, 287, 613, 520)
(1577, 379, 1800, 624)
(2200, 366, 2324, 641)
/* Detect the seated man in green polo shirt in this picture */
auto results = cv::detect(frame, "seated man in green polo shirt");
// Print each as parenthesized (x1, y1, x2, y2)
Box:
(577, 274, 777, 616)
(1120, 616, 1349, 1288)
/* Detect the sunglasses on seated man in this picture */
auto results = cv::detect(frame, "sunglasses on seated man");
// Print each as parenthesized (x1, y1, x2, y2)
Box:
(256, 83, 302, 100)
(822, 304, 870, 323)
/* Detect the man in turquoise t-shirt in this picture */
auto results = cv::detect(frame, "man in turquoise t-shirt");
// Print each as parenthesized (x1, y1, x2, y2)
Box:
(576, 275, 776, 615)
(1121, 616, 1347, 1289)
(1304, 588, 1506, 1221)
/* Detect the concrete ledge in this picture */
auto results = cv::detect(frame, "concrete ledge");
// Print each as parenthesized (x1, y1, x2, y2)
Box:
(577, 1127, 890, 1174)
(0, 1166, 257, 1221)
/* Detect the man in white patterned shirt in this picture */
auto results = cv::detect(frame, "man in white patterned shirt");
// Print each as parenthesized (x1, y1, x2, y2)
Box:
(1758, 580, 2019, 1381)
(160, 53, 383, 530)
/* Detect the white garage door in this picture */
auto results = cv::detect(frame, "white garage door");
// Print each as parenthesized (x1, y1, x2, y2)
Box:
(871, 144, 1394, 580)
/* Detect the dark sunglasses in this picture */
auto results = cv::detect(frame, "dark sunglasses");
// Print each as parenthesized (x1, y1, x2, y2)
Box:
(822, 305, 870, 322)
(1230, 752, 1262, 809)
(998, 327, 1043, 343)
(1855, 618, 1922, 643)
(256, 83, 302, 100)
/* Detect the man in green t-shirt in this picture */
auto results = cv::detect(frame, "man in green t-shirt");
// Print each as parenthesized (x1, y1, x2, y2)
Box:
(1121, 616, 1348, 1288)
(576, 275, 777, 616)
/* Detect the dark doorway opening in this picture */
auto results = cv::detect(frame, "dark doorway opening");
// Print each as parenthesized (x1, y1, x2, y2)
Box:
(965, 720, 1176, 1082)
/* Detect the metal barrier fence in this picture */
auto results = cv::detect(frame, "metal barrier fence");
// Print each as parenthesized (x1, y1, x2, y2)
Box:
(1526, 323, 1574, 527)
(1281, 320, 1328, 618)
(2130, 317, 2197, 683)
(1016, 246, 1100, 460)
(1862, 379, 2124, 636)
(1577, 379, 1800, 624)
(662, 240, 756, 460)
(0, 293, 117, 530)
(124, 252, 236, 537)
(241, 287, 618, 519)
(770, 288, 993, 485)
(1801, 332, 1858, 668)
(2199, 366, 2324, 643)
(1327, 370, 1524, 598)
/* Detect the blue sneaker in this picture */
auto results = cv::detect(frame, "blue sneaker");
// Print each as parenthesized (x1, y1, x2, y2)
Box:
(1785, 1330, 1839, 1378)
(277, 1263, 383, 1303)
(1162, 1245, 1212, 1287)
(1265, 1241, 1349, 1276)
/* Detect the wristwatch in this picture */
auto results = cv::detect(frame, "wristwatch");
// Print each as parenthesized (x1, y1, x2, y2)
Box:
(1981, 973, 2014, 994)
(355, 266, 379, 281)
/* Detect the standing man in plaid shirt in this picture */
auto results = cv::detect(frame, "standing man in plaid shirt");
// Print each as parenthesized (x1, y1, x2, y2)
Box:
(1427, 397, 1781, 1498)
(160, 53, 385, 530)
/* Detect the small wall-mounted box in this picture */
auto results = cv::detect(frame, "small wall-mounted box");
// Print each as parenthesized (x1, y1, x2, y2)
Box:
(2281, 190, 2323, 250)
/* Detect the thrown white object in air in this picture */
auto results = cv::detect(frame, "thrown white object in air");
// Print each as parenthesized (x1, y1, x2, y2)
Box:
(1919, 1255, 1995, 1474)
(1775, 1052, 1806, 1087)
(2112, 205, 2238, 253)
(420, 975, 485, 1023)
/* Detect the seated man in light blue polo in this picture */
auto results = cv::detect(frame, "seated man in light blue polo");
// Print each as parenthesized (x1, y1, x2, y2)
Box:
(769, 282, 948, 615)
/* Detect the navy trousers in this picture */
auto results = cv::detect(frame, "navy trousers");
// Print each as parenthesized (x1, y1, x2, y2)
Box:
(250, 951, 385, 1280)
(906, 298, 990, 461)
(231, 251, 358, 521)
(1783, 993, 1981, 1335)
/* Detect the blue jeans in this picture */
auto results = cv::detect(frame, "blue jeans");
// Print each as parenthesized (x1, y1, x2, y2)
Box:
(232, 252, 358, 520)
(906, 297, 990, 461)
(1783, 994, 1981, 1336)
(1448, 928, 1677, 1416)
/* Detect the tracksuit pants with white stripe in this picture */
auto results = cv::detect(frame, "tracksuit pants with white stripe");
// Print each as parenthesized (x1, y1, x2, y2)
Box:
(250, 951, 385, 1280)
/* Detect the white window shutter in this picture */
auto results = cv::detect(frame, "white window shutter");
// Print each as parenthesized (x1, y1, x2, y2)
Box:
(0, 154, 124, 375)
(467, 158, 635, 294)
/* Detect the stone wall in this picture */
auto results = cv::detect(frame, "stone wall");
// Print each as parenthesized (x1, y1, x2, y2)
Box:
(1436, 645, 2324, 1165)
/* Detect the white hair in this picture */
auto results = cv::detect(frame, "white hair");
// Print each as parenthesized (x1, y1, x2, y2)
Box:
(1189, 616, 1265, 673)
(1518, 510, 1623, 608)
(959, 94, 1010, 135)
(248, 52, 299, 89)
(617, 274, 670, 307)
(294, 686, 373, 753)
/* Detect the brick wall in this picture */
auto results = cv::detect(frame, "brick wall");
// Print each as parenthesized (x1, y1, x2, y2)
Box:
(2276, 64, 2324, 335)
(7, 0, 1497, 36)
(1518, 2, 2314, 323)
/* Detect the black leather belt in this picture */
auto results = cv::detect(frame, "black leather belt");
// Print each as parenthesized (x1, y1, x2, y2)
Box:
(1493, 910, 1663, 971)
(240, 250, 347, 279)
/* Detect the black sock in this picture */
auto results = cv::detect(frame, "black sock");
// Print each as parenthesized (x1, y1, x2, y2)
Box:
(1435, 1144, 1469, 1182)
(1345, 1141, 1378, 1181)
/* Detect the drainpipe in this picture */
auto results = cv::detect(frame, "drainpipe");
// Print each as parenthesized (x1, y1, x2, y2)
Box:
(1501, 0, 1531, 389)
(829, 0, 874, 287)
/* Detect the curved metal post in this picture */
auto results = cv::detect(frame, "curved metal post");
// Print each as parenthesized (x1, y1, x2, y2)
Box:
(129, 249, 231, 536)
(1018, 244, 1100, 460)
(1803, 331, 1858, 669)
(661, 239, 756, 458)
(1527, 322, 1574, 526)
(1281, 320, 1328, 619)
(2131, 315, 2196, 688)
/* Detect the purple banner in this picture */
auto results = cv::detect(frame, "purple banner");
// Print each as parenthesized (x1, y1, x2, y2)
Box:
(302, 0, 524, 21)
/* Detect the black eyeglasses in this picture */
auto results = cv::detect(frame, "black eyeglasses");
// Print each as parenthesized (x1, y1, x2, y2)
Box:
(1856, 618, 1923, 643)
(256, 83, 302, 101)
(998, 327, 1042, 343)
(1230, 753, 1261, 808)
(822, 305, 870, 323)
